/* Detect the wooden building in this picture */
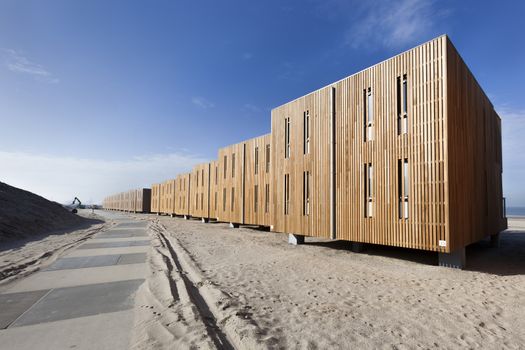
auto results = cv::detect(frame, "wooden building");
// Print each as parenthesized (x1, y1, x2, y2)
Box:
(102, 188, 151, 213)
(174, 173, 191, 217)
(209, 160, 219, 220)
(102, 35, 505, 268)
(270, 35, 506, 267)
(151, 183, 161, 214)
(217, 142, 245, 226)
(244, 134, 272, 226)
(189, 163, 211, 221)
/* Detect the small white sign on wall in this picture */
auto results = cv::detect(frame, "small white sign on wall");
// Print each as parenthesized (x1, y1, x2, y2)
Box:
(439, 240, 447, 247)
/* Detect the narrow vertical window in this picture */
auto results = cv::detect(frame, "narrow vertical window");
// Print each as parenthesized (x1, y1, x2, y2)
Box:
(231, 187, 235, 211)
(232, 153, 236, 178)
(303, 110, 310, 155)
(365, 163, 373, 217)
(303, 171, 310, 216)
(201, 169, 204, 187)
(255, 147, 259, 175)
(284, 174, 290, 215)
(222, 188, 226, 211)
(215, 166, 218, 185)
(285, 117, 291, 158)
(223, 156, 227, 179)
(195, 193, 198, 209)
(201, 193, 203, 210)
(254, 185, 258, 213)
(397, 74, 408, 134)
(196, 171, 199, 187)
(364, 88, 374, 141)
(265, 144, 270, 173)
(265, 183, 269, 213)
(215, 191, 217, 211)
(398, 158, 409, 219)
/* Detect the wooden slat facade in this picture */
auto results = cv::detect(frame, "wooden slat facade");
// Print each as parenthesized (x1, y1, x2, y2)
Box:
(174, 173, 191, 216)
(270, 35, 506, 252)
(102, 188, 151, 213)
(217, 142, 245, 224)
(103, 35, 506, 258)
(189, 163, 211, 219)
(209, 160, 219, 219)
(445, 38, 507, 252)
(244, 134, 272, 226)
(151, 183, 161, 213)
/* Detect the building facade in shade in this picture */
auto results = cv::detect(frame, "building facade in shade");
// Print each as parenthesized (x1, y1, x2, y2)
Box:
(271, 35, 506, 265)
(103, 35, 506, 268)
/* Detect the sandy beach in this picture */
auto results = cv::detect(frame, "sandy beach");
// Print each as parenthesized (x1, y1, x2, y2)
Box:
(128, 215, 525, 349)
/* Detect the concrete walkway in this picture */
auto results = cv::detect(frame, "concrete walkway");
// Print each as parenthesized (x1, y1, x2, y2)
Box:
(0, 211, 149, 350)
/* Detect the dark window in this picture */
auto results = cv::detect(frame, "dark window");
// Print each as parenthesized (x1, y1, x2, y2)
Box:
(303, 171, 310, 216)
(364, 88, 374, 141)
(255, 147, 259, 175)
(285, 117, 291, 158)
(284, 174, 290, 215)
(397, 74, 408, 134)
(304, 110, 310, 155)
(398, 159, 409, 219)
(254, 185, 258, 213)
(223, 155, 227, 179)
(231, 187, 235, 211)
(232, 153, 236, 178)
(365, 163, 373, 217)
(265, 183, 270, 213)
(265, 144, 270, 173)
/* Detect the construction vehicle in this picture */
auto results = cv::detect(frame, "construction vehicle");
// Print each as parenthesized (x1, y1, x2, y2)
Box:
(66, 197, 82, 214)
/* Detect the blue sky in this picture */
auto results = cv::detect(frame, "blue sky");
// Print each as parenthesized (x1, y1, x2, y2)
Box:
(0, 0, 524, 205)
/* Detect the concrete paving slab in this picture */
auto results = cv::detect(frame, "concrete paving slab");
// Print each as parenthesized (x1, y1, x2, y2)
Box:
(42, 253, 147, 271)
(0, 309, 134, 350)
(43, 255, 121, 271)
(115, 221, 148, 228)
(11, 279, 144, 327)
(0, 290, 51, 329)
(7, 264, 148, 293)
(96, 231, 148, 238)
(77, 240, 150, 249)
(65, 246, 149, 258)
(116, 253, 147, 265)
(90, 236, 149, 243)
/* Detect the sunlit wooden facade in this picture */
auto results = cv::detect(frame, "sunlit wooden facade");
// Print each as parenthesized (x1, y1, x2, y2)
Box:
(103, 35, 506, 266)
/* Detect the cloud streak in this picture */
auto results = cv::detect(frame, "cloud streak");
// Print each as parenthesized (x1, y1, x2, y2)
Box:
(2, 48, 59, 83)
(0, 151, 208, 205)
(191, 96, 215, 109)
(343, 0, 444, 50)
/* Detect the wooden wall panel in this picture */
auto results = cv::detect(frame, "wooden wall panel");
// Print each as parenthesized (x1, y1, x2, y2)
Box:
(189, 163, 210, 219)
(151, 183, 161, 213)
(244, 134, 272, 226)
(446, 38, 507, 251)
(209, 160, 219, 219)
(174, 173, 191, 216)
(217, 142, 245, 224)
(271, 89, 331, 238)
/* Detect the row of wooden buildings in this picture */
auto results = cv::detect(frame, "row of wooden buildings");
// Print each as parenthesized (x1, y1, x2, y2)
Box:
(102, 35, 507, 268)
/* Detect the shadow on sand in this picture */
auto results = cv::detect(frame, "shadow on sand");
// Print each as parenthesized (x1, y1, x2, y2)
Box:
(302, 230, 525, 276)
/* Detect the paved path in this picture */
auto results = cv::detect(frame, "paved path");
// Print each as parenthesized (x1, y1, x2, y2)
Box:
(0, 211, 149, 350)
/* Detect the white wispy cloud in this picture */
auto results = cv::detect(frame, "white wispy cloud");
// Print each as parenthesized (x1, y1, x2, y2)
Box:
(2, 48, 59, 83)
(242, 103, 262, 113)
(191, 96, 215, 109)
(344, 0, 444, 50)
(0, 151, 208, 204)
(498, 106, 525, 206)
